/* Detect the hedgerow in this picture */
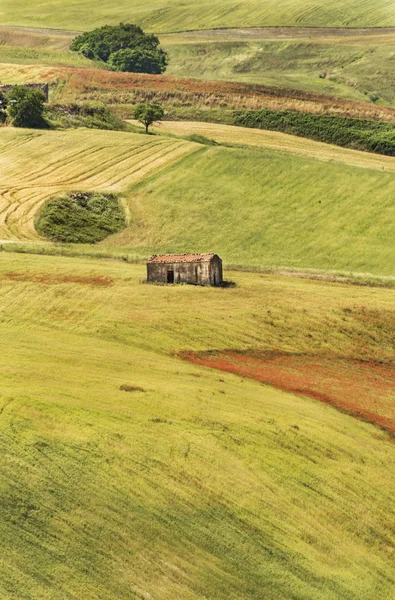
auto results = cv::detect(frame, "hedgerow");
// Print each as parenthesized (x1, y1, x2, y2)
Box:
(234, 109, 395, 156)
(46, 102, 125, 130)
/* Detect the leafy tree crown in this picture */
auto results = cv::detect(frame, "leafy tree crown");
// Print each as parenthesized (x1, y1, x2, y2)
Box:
(8, 86, 46, 128)
(134, 103, 164, 133)
(70, 23, 168, 74)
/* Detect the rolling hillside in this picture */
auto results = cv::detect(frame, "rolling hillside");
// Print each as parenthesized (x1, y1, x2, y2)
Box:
(0, 251, 394, 599)
(2, 27, 395, 105)
(2, 0, 395, 31)
(108, 131, 395, 276)
(1, 2, 395, 596)
(164, 29, 395, 106)
(0, 128, 198, 240)
(1, 124, 394, 277)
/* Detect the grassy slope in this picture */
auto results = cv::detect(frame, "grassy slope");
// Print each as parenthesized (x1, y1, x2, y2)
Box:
(165, 36, 395, 106)
(2, 0, 395, 31)
(0, 45, 96, 68)
(0, 252, 395, 599)
(1, 125, 394, 275)
(1, 26, 395, 106)
(0, 128, 198, 240)
(106, 141, 395, 276)
(151, 119, 395, 171)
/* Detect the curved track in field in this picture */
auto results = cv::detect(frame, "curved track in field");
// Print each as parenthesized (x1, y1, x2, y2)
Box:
(0, 128, 198, 240)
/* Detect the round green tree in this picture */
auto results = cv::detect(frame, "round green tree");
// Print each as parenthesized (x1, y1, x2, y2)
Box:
(8, 86, 46, 128)
(134, 103, 164, 134)
(70, 23, 168, 74)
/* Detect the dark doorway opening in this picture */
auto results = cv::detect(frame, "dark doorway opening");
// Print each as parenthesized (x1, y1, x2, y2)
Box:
(167, 270, 174, 284)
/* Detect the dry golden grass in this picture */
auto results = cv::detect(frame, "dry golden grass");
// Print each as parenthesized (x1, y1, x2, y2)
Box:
(0, 128, 197, 240)
(152, 120, 395, 172)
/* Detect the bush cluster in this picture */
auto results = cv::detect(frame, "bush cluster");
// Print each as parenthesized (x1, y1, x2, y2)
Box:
(46, 101, 125, 130)
(234, 109, 395, 156)
(36, 191, 126, 244)
(70, 23, 167, 74)
(7, 86, 47, 128)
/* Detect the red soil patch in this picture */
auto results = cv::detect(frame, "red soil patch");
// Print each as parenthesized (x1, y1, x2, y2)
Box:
(2, 272, 114, 286)
(180, 350, 395, 438)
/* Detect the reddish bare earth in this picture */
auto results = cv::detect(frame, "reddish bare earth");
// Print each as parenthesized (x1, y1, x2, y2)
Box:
(180, 350, 395, 438)
(1, 272, 114, 286)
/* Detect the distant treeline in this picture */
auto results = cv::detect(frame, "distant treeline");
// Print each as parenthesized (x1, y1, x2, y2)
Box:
(234, 109, 395, 156)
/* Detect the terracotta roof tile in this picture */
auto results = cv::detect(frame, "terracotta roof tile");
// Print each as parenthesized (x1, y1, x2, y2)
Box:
(148, 253, 216, 264)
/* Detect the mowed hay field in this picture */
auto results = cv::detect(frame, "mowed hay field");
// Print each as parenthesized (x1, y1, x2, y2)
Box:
(2, 0, 395, 31)
(0, 128, 198, 240)
(0, 251, 395, 599)
(2, 124, 395, 276)
(152, 119, 395, 171)
(107, 132, 395, 277)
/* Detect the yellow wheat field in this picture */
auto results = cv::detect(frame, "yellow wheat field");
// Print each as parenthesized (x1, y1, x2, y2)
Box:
(0, 128, 197, 240)
(151, 120, 395, 173)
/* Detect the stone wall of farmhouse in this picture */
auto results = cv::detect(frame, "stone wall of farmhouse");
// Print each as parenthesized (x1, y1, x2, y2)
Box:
(147, 257, 222, 286)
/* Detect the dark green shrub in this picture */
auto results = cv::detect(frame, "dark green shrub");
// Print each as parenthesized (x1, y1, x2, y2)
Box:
(36, 191, 126, 243)
(46, 102, 125, 130)
(234, 108, 395, 156)
(8, 86, 47, 128)
(70, 23, 167, 74)
(0, 91, 8, 124)
(109, 47, 167, 74)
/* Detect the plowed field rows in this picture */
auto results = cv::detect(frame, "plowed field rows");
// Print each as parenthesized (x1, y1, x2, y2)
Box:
(0, 129, 197, 240)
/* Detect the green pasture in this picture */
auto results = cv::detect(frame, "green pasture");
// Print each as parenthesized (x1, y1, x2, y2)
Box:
(2, 29, 395, 107)
(0, 252, 394, 599)
(1, 0, 395, 32)
(0, 44, 97, 68)
(106, 143, 395, 277)
(165, 38, 395, 105)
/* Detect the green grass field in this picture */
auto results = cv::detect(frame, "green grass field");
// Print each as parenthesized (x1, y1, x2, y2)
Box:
(0, 251, 394, 599)
(164, 34, 395, 106)
(2, 26, 395, 106)
(1, 2, 395, 598)
(2, 0, 395, 31)
(109, 137, 395, 277)
(0, 125, 394, 277)
(0, 128, 197, 240)
(0, 45, 96, 68)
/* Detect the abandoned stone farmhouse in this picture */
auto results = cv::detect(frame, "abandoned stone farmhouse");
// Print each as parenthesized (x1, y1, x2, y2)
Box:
(147, 253, 223, 286)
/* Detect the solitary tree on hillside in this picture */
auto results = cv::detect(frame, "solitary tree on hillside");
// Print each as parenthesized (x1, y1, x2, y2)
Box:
(70, 23, 168, 74)
(8, 86, 46, 128)
(134, 103, 164, 134)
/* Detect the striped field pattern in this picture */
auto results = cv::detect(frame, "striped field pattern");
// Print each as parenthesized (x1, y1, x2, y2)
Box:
(2, 0, 395, 31)
(0, 128, 198, 240)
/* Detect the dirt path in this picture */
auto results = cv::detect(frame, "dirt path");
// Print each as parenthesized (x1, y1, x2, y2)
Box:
(161, 26, 395, 44)
(2, 24, 395, 46)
